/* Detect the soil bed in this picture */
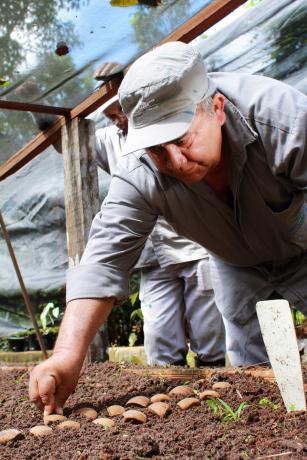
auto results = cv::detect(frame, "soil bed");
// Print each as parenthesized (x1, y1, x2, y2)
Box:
(0, 362, 306, 459)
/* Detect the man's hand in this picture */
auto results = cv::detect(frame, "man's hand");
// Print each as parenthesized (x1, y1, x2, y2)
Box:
(29, 352, 82, 415)
(28, 297, 114, 414)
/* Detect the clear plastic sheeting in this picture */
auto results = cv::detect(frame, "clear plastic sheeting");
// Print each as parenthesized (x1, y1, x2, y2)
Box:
(194, 0, 307, 94)
(0, 0, 210, 162)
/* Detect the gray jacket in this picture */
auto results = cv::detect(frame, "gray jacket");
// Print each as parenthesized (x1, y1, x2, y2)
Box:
(66, 72, 307, 302)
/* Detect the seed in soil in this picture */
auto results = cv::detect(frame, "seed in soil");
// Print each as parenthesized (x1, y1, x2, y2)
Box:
(29, 425, 53, 437)
(123, 410, 147, 424)
(93, 418, 115, 429)
(126, 396, 150, 407)
(56, 420, 81, 430)
(44, 414, 67, 425)
(212, 382, 231, 390)
(177, 398, 201, 410)
(79, 407, 98, 419)
(199, 390, 220, 400)
(107, 405, 126, 416)
(148, 402, 170, 418)
(169, 385, 193, 396)
(0, 428, 22, 445)
(150, 394, 171, 403)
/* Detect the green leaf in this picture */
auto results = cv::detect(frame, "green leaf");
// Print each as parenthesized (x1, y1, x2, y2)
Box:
(130, 308, 143, 322)
(52, 306, 60, 318)
(128, 331, 138, 347)
(129, 291, 139, 307)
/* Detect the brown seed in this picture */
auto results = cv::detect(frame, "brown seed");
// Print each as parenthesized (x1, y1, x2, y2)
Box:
(79, 407, 98, 419)
(107, 405, 126, 416)
(29, 425, 53, 437)
(126, 396, 150, 407)
(150, 393, 171, 403)
(148, 402, 170, 418)
(177, 397, 201, 410)
(0, 429, 22, 445)
(169, 385, 193, 396)
(122, 409, 147, 424)
(44, 414, 67, 425)
(199, 390, 220, 400)
(93, 417, 115, 429)
(56, 420, 80, 430)
(212, 382, 231, 390)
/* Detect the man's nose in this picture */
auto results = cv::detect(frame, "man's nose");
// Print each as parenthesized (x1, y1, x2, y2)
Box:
(163, 144, 187, 170)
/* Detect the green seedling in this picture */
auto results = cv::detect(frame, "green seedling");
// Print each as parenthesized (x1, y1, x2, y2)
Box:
(259, 397, 280, 410)
(207, 398, 249, 422)
(15, 373, 27, 385)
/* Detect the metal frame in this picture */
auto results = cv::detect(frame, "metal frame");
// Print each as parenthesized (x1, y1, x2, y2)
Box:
(0, 0, 245, 181)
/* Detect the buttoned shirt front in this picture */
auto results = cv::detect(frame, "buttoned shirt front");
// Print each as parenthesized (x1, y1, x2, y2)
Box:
(66, 72, 307, 305)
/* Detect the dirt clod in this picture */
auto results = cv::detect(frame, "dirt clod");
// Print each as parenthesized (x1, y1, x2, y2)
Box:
(212, 381, 231, 390)
(106, 405, 125, 416)
(79, 407, 98, 419)
(177, 397, 201, 410)
(44, 414, 66, 425)
(56, 420, 80, 430)
(148, 402, 170, 418)
(93, 417, 115, 429)
(29, 425, 53, 437)
(126, 396, 150, 407)
(199, 390, 220, 400)
(169, 385, 193, 396)
(150, 393, 171, 403)
(0, 428, 22, 445)
(123, 409, 147, 424)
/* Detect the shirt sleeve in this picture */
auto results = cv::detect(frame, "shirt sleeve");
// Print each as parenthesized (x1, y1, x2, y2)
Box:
(256, 85, 307, 191)
(66, 165, 159, 302)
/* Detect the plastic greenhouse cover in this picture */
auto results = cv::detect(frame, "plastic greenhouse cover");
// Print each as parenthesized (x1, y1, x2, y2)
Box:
(0, 0, 306, 332)
(0, 0, 211, 163)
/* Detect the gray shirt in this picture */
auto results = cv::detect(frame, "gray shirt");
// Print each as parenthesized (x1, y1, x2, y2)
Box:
(66, 72, 307, 303)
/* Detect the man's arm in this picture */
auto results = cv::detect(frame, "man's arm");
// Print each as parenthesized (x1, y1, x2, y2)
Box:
(29, 297, 114, 415)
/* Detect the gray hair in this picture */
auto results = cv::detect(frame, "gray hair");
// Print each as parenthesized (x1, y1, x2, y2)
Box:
(198, 95, 215, 116)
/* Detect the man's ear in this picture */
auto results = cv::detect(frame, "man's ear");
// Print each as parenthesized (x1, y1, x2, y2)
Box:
(213, 93, 226, 126)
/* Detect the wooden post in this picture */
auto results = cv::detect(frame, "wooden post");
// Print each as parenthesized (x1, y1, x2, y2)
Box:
(62, 117, 108, 362)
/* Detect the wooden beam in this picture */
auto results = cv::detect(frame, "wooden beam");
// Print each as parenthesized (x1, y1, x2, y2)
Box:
(0, 0, 245, 181)
(0, 78, 121, 180)
(0, 100, 71, 116)
(160, 0, 246, 44)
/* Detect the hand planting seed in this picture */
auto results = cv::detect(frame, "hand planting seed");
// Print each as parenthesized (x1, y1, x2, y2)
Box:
(56, 420, 81, 430)
(29, 425, 53, 437)
(150, 394, 171, 403)
(123, 410, 147, 424)
(169, 385, 193, 396)
(93, 418, 115, 429)
(126, 396, 150, 407)
(148, 402, 170, 418)
(107, 405, 126, 416)
(177, 398, 201, 410)
(79, 407, 98, 419)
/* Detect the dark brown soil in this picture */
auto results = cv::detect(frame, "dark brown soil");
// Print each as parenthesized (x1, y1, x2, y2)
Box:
(0, 362, 306, 459)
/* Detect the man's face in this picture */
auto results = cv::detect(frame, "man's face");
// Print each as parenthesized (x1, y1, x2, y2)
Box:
(104, 101, 128, 134)
(146, 94, 226, 184)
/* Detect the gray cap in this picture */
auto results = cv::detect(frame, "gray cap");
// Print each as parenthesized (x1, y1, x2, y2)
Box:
(119, 41, 215, 154)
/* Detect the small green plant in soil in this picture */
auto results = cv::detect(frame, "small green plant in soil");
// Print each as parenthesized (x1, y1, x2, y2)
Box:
(206, 398, 249, 422)
(258, 397, 280, 410)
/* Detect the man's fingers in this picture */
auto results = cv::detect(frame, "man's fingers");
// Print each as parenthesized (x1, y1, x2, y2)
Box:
(37, 374, 57, 415)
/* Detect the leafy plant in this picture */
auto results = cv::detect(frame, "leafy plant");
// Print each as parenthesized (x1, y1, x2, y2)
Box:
(259, 397, 280, 411)
(39, 302, 60, 331)
(206, 398, 249, 422)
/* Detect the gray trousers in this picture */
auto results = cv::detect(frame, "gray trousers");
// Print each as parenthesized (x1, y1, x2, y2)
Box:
(209, 253, 307, 366)
(139, 259, 225, 365)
